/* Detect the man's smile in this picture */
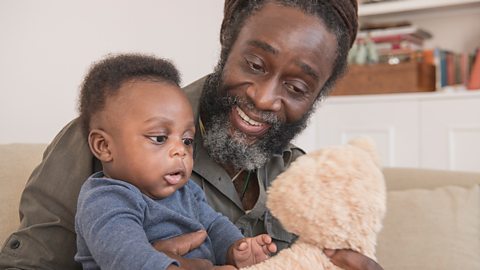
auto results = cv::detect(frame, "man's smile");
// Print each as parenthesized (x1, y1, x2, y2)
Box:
(230, 106, 271, 137)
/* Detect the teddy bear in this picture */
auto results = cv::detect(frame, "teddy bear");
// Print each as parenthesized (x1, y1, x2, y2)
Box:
(242, 137, 386, 270)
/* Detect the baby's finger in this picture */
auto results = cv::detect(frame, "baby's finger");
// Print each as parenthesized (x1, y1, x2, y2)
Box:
(260, 243, 272, 256)
(256, 234, 271, 245)
(237, 240, 248, 251)
(267, 242, 277, 254)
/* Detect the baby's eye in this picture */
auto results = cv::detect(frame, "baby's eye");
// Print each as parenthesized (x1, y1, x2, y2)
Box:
(183, 138, 194, 146)
(148, 135, 167, 144)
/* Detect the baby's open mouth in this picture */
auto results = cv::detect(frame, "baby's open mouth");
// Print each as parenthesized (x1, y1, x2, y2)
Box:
(164, 171, 184, 185)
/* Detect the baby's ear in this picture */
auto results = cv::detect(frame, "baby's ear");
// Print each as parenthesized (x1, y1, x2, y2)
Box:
(88, 129, 113, 162)
(348, 137, 381, 167)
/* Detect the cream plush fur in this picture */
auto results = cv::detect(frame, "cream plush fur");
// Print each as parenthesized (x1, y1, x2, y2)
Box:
(243, 138, 386, 270)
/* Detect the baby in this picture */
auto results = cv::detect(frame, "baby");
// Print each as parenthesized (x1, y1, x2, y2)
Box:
(74, 53, 276, 270)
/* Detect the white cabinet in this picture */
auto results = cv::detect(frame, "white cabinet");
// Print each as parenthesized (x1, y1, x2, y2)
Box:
(293, 91, 480, 172)
(421, 96, 480, 171)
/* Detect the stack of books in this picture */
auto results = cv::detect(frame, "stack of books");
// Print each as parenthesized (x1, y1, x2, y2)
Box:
(355, 22, 432, 64)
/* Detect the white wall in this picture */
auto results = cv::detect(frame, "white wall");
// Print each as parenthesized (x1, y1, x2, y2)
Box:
(0, 0, 224, 143)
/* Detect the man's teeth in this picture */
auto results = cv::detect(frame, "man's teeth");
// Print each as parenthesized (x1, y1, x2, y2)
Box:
(236, 107, 263, 126)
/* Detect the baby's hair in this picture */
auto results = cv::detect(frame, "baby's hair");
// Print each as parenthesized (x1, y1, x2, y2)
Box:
(78, 53, 181, 134)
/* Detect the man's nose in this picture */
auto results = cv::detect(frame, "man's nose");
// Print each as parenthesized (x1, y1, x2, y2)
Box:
(245, 80, 282, 112)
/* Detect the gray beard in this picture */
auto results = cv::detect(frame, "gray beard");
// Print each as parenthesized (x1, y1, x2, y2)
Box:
(199, 69, 313, 171)
(203, 113, 269, 171)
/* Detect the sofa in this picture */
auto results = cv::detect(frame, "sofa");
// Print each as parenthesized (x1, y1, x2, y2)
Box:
(1, 143, 479, 269)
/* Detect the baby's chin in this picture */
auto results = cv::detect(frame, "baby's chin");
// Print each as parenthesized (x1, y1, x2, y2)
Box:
(143, 184, 183, 200)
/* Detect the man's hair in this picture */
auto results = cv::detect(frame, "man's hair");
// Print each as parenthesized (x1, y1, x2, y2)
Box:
(78, 53, 180, 134)
(219, 0, 358, 98)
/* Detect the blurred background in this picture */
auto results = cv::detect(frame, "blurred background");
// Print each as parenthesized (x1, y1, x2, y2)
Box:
(0, 0, 479, 171)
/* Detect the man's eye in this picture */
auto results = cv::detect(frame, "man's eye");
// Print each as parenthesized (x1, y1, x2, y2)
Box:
(283, 81, 307, 95)
(148, 136, 167, 144)
(183, 138, 194, 146)
(245, 57, 265, 73)
(249, 62, 264, 72)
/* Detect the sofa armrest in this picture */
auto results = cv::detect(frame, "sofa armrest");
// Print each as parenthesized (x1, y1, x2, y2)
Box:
(0, 143, 47, 245)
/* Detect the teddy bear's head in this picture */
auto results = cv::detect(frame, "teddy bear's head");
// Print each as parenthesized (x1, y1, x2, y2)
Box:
(267, 137, 386, 258)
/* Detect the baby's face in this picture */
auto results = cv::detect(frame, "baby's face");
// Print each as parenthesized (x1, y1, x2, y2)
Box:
(101, 80, 195, 199)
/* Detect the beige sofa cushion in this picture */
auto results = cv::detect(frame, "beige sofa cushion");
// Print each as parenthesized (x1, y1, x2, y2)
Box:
(383, 167, 480, 191)
(0, 143, 47, 245)
(377, 184, 480, 270)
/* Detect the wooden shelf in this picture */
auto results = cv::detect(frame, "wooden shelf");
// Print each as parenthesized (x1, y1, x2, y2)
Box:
(359, 0, 480, 16)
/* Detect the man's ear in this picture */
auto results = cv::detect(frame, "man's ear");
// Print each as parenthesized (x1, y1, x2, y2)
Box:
(88, 129, 113, 162)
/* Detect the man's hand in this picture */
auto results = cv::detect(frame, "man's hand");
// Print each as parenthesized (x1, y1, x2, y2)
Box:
(212, 266, 237, 270)
(324, 249, 384, 270)
(166, 253, 214, 270)
(153, 230, 213, 270)
(153, 230, 208, 255)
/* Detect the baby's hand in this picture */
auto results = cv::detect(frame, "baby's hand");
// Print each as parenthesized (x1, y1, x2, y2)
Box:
(229, 234, 277, 268)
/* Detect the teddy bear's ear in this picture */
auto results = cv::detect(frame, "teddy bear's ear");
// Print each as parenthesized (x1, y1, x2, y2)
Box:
(348, 137, 382, 168)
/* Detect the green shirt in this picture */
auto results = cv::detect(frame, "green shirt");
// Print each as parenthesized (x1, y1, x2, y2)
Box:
(0, 76, 304, 270)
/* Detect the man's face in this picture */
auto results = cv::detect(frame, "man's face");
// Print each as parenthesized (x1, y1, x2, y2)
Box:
(200, 3, 337, 170)
(97, 80, 195, 199)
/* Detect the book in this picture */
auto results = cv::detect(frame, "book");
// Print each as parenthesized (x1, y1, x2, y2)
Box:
(446, 52, 455, 86)
(467, 49, 480, 90)
(461, 53, 470, 86)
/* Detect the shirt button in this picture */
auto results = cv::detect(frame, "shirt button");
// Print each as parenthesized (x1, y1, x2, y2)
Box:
(9, 238, 20, 250)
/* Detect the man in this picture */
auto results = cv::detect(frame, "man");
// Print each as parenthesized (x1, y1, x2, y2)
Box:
(0, 1, 384, 269)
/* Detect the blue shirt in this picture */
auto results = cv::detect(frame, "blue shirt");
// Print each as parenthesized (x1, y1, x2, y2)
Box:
(75, 172, 244, 270)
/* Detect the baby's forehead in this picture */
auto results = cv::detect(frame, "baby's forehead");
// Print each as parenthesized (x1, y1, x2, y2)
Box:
(109, 79, 191, 112)
(143, 84, 193, 120)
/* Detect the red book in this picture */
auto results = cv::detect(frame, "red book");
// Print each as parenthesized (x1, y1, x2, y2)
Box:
(468, 50, 480, 90)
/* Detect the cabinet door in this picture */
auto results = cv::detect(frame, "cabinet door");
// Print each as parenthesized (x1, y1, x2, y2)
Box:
(294, 99, 419, 167)
(421, 97, 480, 172)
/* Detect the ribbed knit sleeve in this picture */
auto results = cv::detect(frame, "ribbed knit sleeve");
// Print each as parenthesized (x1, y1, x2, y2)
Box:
(75, 177, 179, 270)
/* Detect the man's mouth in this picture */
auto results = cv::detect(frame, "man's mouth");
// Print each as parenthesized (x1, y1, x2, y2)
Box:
(230, 106, 271, 137)
(236, 107, 263, 126)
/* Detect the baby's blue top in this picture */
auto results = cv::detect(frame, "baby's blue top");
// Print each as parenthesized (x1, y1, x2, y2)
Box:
(75, 172, 244, 270)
